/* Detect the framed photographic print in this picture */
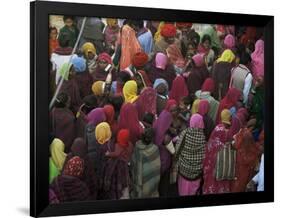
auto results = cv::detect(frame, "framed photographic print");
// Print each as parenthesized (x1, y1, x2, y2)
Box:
(30, 0, 274, 217)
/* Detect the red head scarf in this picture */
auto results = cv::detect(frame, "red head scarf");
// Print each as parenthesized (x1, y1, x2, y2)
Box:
(63, 156, 84, 178)
(161, 24, 177, 37)
(201, 78, 215, 93)
(198, 99, 210, 116)
(168, 76, 189, 103)
(98, 52, 112, 64)
(132, 52, 149, 67)
(117, 129, 130, 147)
(103, 104, 115, 125)
(164, 99, 177, 112)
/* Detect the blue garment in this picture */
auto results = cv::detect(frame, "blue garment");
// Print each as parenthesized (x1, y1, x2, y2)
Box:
(71, 56, 86, 73)
(138, 30, 153, 54)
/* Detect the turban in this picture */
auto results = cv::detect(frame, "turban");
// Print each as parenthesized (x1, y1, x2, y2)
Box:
(132, 51, 148, 67)
(82, 42, 96, 57)
(160, 24, 177, 37)
(98, 52, 112, 64)
(106, 18, 118, 27)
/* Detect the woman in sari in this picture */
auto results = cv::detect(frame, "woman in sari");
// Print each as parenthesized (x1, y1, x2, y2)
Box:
(202, 109, 233, 194)
(231, 128, 260, 192)
(146, 52, 176, 88)
(59, 62, 83, 114)
(134, 87, 157, 121)
(176, 114, 206, 196)
(229, 107, 249, 136)
(72, 56, 93, 99)
(169, 76, 189, 103)
(119, 21, 142, 70)
(153, 79, 169, 115)
(186, 54, 209, 95)
(63, 138, 98, 200)
(197, 34, 215, 72)
(201, 25, 221, 55)
(134, 70, 152, 93)
(103, 104, 118, 136)
(251, 39, 264, 79)
(81, 42, 97, 74)
(195, 78, 219, 122)
(212, 49, 236, 100)
(50, 156, 90, 202)
(198, 100, 215, 141)
(50, 92, 76, 153)
(104, 18, 120, 53)
(118, 103, 143, 145)
(123, 80, 139, 104)
(216, 87, 241, 124)
(49, 138, 67, 184)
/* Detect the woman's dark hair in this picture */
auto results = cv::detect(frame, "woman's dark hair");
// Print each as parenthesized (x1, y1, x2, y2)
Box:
(49, 26, 58, 34)
(82, 95, 98, 114)
(201, 34, 212, 44)
(58, 37, 70, 48)
(118, 71, 131, 83)
(108, 96, 124, 114)
(240, 51, 252, 65)
(54, 92, 69, 108)
(125, 19, 143, 28)
(141, 127, 155, 145)
(63, 16, 75, 22)
(143, 113, 154, 125)
(180, 95, 193, 106)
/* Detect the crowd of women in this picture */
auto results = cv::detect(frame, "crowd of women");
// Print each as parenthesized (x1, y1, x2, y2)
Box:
(48, 16, 265, 203)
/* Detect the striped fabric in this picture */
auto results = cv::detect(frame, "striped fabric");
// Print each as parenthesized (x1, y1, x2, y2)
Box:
(215, 143, 236, 181)
(130, 141, 161, 198)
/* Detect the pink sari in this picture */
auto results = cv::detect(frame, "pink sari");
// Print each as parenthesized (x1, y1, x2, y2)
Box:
(251, 39, 264, 79)
(202, 124, 233, 194)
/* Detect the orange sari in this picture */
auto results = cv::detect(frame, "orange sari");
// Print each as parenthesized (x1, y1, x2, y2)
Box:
(120, 25, 142, 70)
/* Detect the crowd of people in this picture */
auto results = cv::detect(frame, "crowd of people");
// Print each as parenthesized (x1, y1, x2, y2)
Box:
(48, 16, 265, 203)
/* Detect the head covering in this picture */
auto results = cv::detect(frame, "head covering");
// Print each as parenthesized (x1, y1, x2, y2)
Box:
(92, 81, 105, 96)
(98, 52, 112, 64)
(71, 56, 86, 73)
(198, 99, 210, 116)
(50, 138, 67, 171)
(224, 34, 235, 50)
(95, 122, 112, 145)
(217, 49, 235, 63)
(106, 18, 118, 27)
(70, 138, 87, 158)
(176, 22, 193, 28)
(221, 109, 231, 125)
(153, 78, 169, 96)
(86, 108, 106, 126)
(59, 62, 73, 81)
(136, 70, 152, 87)
(190, 113, 204, 129)
(192, 53, 204, 67)
(117, 129, 130, 147)
(118, 103, 142, 144)
(191, 99, 200, 114)
(201, 78, 215, 93)
(160, 24, 177, 37)
(82, 42, 96, 58)
(169, 76, 189, 103)
(236, 108, 249, 125)
(137, 87, 157, 119)
(63, 156, 84, 177)
(132, 52, 148, 67)
(155, 52, 168, 70)
(165, 99, 177, 112)
(103, 104, 115, 125)
(251, 39, 264, 77)
(123, 80, 139, 103)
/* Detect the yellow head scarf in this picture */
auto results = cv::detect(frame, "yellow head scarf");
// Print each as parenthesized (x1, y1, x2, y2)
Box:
(217, 49, 235, 63)
(92, 81, 105, 96)
(50, 138, 67, 171)
(191, 99, 200, 115)
(95, 122, 112, 145)
(82, 42, 96, 58)
(154, 21, 165, 43)
(106, 18, 118, 27)
(221, 109, 231, 125)
(123, 80, 139, 103)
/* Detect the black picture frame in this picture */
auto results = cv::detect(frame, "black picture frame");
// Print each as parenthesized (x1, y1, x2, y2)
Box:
(30, 1, 274, 217)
